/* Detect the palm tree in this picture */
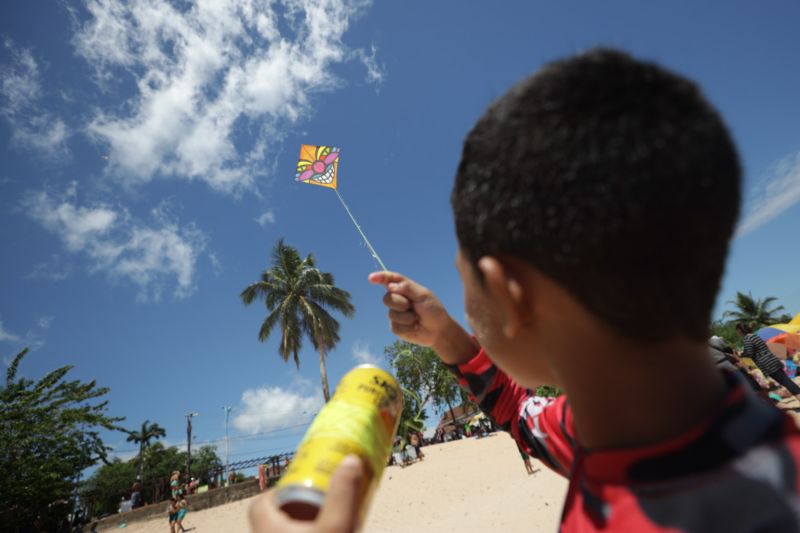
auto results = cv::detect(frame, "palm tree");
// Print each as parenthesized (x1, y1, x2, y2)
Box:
(240, 239, 355, 402)
(126, 420, 166, 480)
(723, 292, 786, 332)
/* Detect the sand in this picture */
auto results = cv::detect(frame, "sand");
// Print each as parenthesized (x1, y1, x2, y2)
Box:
(116, 433, 567, 533)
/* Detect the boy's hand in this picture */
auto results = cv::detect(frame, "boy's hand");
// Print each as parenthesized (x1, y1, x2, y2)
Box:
(368, 271, 478, 365)
(250, 456, 363, 533)
(367, 271, 450, 347)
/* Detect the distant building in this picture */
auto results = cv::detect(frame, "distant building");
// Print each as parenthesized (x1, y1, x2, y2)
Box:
(435, 402, 481, 439)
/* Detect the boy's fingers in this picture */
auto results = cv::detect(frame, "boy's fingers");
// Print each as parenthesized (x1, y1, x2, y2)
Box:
(391, 322, 418, 336)
(316, 455, 364, 533)
(388, 309, 417, 326)
(386, 279, 430, 303)
(383, 292, 412, 311)
(370, 271, 430, 304)
(368, 271, 405, 285)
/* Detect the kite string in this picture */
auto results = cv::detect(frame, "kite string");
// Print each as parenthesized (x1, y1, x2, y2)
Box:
(334, 188, 388, 271)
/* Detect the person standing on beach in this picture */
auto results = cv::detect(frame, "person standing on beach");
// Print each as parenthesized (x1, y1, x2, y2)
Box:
(516, 443, 535, 475)
(170, 471, 181, 499)
(409, 431, 424, 461)
(166, 498, 178, 533)
(738, 324, 800, 402)
(175, 495, 189, 532)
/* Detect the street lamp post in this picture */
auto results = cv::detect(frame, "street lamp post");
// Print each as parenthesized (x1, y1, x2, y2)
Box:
(222, 406, 233, 478)
(185, 412, 198, 481)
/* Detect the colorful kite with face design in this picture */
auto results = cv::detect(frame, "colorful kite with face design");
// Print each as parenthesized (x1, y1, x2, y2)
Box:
(294, 143, 388, 270)
(296, 144, 339, 189)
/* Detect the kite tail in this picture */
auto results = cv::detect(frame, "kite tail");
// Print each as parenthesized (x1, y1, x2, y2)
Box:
(334, 188, 388, 271)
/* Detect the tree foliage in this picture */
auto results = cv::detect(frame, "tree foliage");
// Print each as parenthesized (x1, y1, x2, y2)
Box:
(83, 443, 221, 516)
(723, 292, 786, 332)
(534, 385, 563, 397)
(241, 239, 354, 402)
(384, 341, 467, 436)
(710, 319, 741, 348)
(126, 419, 166, 479)
(0, 348, 124, 530)
(192, 444, 222, 483)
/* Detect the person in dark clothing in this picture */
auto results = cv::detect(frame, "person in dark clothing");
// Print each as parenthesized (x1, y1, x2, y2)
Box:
(737, 324, 800, 401)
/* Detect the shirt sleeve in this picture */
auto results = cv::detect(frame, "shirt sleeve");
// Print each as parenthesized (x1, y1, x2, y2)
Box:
(448, 347, 576, 476)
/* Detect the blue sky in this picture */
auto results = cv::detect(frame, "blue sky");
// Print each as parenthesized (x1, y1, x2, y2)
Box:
(2, 1, 799, 466)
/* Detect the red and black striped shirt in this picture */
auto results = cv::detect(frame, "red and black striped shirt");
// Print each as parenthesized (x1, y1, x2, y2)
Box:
(450, 347, 800, 532)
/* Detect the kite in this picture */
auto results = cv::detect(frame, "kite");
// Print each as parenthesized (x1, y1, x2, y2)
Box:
(296, 144, 387, 270)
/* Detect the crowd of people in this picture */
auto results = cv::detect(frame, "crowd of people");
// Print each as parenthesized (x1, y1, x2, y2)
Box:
(710, 325, 800, 404)
(389, 430, 426, 467)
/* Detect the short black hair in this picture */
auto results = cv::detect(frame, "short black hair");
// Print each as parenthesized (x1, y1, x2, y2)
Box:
(452, 48, 740, 342)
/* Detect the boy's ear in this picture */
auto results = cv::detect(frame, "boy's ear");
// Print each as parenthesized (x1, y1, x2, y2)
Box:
(477, 256, 529, 338)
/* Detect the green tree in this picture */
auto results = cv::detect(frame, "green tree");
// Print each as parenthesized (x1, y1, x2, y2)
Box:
(241, 239, 355, 402)
(126, 420, 166, 480)
(140, 442, 187, 484)
(0, 348, 124, 530)
(399, 388, 428, 435)
(431, 362, 463, 425)
(723, 292, 786, 332)
(191, 445, 222, 484)
(385, 341, 470, 436)
(710, 319, 741, 348)
(81, 458, 137, 517)
(83, 441, 206, 515)
(535, 385, 563, 397)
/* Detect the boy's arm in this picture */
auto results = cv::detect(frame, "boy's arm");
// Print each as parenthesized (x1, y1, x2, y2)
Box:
(369, 271, 576, 476)
(448, 347, 576, 476)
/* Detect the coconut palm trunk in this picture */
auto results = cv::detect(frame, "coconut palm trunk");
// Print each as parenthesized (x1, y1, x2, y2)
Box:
(137, 440, 145, 480)
(319, 349, 331, 403)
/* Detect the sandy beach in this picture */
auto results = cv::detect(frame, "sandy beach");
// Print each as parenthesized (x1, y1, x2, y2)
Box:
(115, 433, 567, 533)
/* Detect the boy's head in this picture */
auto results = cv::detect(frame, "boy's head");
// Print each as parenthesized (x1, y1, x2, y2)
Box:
(452, 48, 740, 370)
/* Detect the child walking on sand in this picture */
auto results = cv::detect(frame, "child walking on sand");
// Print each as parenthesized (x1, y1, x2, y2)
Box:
(166, 498, 177, 533)
(175, 495, 188, 532)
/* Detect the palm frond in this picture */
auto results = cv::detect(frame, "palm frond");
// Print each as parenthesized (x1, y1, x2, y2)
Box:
(300, 298, 342, 350)
(240, 280, 271, 306)
(258, 307, 281, 342)
(278, 306, 303, 368)
(307, 284, 355, 317)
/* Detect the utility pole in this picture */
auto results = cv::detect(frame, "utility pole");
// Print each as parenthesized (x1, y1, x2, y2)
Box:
(185, 412, 198, 481)
(222, 406, 233, 477)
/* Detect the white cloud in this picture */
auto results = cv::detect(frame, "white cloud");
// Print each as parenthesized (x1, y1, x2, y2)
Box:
(24, 254, 73, 281)
(353, 44, 386, 88)
(0, 316, 50, 356)
(737, 150, 800, 237)
(1, 40, 41, 109)
(255, 210, 275, 227)
(352, 340, 379, 366)
(0, 39, 69, 156)
(209, 252, 222, 275)
(23, 185, 207, 301)
(73, 0, 378, 193)
(233, 385, 322, 434)
(0, 320, 22, 344)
